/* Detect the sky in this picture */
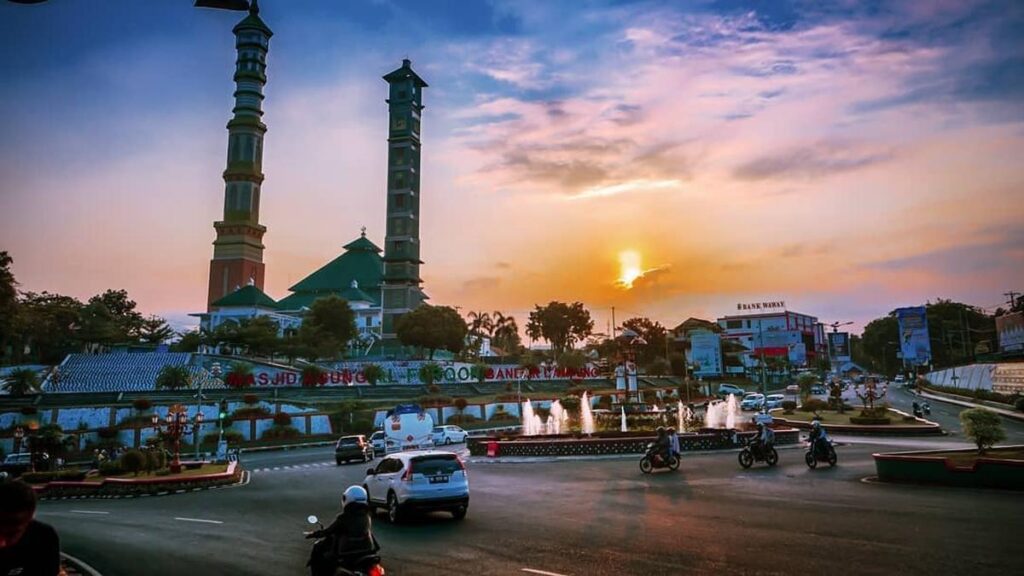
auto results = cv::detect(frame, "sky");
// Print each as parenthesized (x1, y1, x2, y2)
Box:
(1, 0, 1022, 336)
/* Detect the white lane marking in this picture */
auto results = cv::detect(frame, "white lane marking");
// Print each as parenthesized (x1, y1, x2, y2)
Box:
(522, 569, 569, 576)
(70, 510, 109, 515)
(174, 517, 224, 525)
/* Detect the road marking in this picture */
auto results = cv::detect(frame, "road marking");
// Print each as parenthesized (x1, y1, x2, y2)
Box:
(522, 569, 569, 576)
(174, 517, 223, 525)
(70, 510, 109, 515)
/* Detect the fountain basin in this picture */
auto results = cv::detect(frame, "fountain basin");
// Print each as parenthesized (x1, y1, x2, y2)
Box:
(468, 427, 800, 458)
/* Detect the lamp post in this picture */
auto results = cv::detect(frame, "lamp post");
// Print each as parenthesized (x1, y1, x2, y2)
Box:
(211, 362, 224, 446)
(152, 404, 203, 474)
(13, 426, 24, 455)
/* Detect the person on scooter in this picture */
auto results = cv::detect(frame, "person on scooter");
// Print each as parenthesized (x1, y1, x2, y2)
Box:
(808, 420, 829, 458)
(305, 485, 380, 576)
(667, 427, 681, 460)
(653, 427, 672, 465)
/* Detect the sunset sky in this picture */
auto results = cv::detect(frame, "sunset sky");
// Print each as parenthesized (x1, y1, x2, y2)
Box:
(1, 0, 1022, 336)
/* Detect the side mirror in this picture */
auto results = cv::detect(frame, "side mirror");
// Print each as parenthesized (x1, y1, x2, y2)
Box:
(307, 515, 318, 525)
(367, 468, 376, 476)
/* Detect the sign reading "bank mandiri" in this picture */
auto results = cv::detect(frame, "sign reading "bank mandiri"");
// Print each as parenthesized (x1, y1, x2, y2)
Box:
(736, 301, 786, 311)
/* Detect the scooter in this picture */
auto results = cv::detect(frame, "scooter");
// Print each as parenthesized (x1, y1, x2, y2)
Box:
(738, 439, 778, 468)
(804, 438, 837, 468)
(305, 515, 386, 576)
(639, 443, 680, 473)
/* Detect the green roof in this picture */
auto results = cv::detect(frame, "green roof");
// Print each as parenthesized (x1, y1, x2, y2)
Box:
(211, 284, 279, 309)
(233, 2, 273, 37)
(283, 233, 383, 306)
(383, 59, 428, 88)
(341, 282, 375, 304)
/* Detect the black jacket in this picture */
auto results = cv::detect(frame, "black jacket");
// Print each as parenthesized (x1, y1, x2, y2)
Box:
(315, 503, 380, 560)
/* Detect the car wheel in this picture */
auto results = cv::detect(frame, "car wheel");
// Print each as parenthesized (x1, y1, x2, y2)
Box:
(445, 437, 452, 445)
(738, 449, 753, 469)
(451, 504, 468, 520)
(766, 448, 778, 467)
(336, 458, 342, 466)
(387, 492, 403, 524)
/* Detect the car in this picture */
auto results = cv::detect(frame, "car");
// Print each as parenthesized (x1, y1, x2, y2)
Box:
(764, 394, 786, 409)
(716, 384, 746, 397)
(335, 434, 374, 465)
(370, 431, 386, 454)
(740, 393, 765, 411)
(0, 453, 34, 478)
(809, 386, 827, 396)
(432, 425, 468, 445)
(363, 450, 469, 523)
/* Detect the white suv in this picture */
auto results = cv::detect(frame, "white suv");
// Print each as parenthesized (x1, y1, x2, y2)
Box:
(363, 450, 469, 523)
(432, 425, 468, 445)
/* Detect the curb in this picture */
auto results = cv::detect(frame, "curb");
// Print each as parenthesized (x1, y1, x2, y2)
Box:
(239, 440, 335, 453)
(468, 443, 806, 464)
(918, 391, 1024, 423)
(62, 552, 103, 576)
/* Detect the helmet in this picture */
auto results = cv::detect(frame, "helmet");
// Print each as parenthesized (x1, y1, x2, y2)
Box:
(811, 420, 821, 428)
(341, 485, 368, 509)
(667, 427, 676, 434)
(656, 426, 666, 436)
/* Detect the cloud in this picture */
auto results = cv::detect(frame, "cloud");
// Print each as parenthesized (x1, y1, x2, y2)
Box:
(462, 276, 502, 293)
(732, 142, 894, 181)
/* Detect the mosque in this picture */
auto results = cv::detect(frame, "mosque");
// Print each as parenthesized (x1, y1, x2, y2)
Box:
(193, 3, 427, 352)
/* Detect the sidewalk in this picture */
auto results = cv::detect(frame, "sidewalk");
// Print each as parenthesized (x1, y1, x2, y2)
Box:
(919, 390, 1024, 423)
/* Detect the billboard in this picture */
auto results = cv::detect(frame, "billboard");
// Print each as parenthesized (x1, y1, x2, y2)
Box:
(896, 307, 932, 366)
(996, 312, 1024, 353)
(828, 332, 851, 362)
(689, 331, 723, 377)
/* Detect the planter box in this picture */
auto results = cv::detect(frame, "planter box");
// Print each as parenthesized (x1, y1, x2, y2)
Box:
(873, 446, 1024, 490)
(468, 428, 800, 457)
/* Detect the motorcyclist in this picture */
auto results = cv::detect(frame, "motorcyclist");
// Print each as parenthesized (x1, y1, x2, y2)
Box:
(808, 420, 829, 458)
(305, 485, 380, 576)
(667, 427, 681, 460)
(653, 427, 672, 464)
(750, 423, 774, 457)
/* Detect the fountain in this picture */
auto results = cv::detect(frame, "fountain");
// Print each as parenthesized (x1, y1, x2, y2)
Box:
(621, 406, 628, 432)
(580, 391, 595, 435)
(521, 399, 546, 436)
(704, 394, 742, 429)
(677, 402, 694, 432)
(548, 400, 569, 435)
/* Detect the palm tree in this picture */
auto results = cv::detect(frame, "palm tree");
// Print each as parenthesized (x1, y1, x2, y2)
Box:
(2, 368, 40, 397)
(492, 312, 521, 360)
(155, 365, 192, 390)
(467, 311, 492, 336)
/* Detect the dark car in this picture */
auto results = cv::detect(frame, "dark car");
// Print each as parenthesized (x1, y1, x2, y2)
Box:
(335, 435, 374, 465)
(0, 453, 35, 478)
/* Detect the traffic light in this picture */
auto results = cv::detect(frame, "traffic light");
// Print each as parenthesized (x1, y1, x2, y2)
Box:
(218, 399, 229, 421)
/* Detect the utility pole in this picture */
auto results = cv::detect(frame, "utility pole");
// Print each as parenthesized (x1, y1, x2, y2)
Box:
(611, 307, 616, 340)
(1005, 291, 1021, 310)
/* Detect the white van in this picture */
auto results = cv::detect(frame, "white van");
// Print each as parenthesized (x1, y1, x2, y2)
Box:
(383, 404, 435, 453)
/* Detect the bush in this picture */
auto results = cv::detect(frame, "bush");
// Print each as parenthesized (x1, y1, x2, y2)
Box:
(446, 414, 479, 425)
(243, 393, 259, 405)
(120, 449, 147, 476)
(155, 468, 172, 476)
(273, 412, 292, 426)
(800, 399, 828, 412)
(261, 425, 300, 440)
(960, 408, 1006, 454)
(781, 400, 797, 414)
(145, 449, 166, 472)
(453, 397, 468, 412)
(566, 386, 587, 397)
(99, 460, 124, 476)
(19, 469, 88, 484)
(416, 395, 452, 408)
(232, 406, 270, 420)
(559, 396, 581, 413)
(202, 431, 244, 446)
(132, 398, 152, 411)
(427, 384, 441, 395)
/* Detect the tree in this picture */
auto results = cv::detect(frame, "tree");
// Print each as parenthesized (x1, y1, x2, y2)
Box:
(526, 301, 593, 357)
(138, 315, 175, 345)
(120, 449, 147, 477)
(171, 330, 202, 353)
(646, 357, 670, 377)
(557, 350, 587, 372)
(620, 317, 668, 365)
(301, 365, 325, 387)
(299, 296, 357, 360)
(960, 408, 1005, 454)
(12, 291, 83, 364)
(491, 311, 522, 358)
(2, 368, 40, 397)
(0, 251, 18, 363)
(238, 316, 280, 357)
(79, 289, 145, 345)
(796, 372, 818, 401)
(362, 363, 384, 386)
(419, 363, 444, 386)
(396, 305, 467, 359)
(668, 353, 687, 377)
(471, 362, 489, 385)
(454, 397, 468, 414)
(155, 365, 192, 390)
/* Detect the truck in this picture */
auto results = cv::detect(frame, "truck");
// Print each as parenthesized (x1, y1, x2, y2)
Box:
(383, 404, 435, 454)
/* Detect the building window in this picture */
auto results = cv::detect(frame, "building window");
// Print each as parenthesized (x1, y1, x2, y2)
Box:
(394, 194, 406, 210)
(392, 172, 406, 189)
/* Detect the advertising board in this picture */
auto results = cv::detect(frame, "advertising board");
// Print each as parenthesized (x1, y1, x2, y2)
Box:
(896, 307, 932, 366)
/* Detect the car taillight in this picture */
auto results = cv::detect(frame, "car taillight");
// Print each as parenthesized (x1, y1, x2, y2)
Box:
(368, 565, 385, 576)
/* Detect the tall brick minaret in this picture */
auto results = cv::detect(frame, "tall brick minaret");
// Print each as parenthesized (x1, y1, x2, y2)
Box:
(207, 0, 273, 310)
(380, 59, 428, 339)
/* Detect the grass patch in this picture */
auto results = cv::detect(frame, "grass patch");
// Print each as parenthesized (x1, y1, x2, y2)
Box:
(104, 463, 229, 480)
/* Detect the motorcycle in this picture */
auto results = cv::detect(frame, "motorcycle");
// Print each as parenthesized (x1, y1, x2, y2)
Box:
(305, 515, 386, 576)
(804, 438, 837, 468)
(912, 402, 923, 418)
(922, 401, 931, 416)
(639, 443, 680, 473)
(738, 439, 778, 468)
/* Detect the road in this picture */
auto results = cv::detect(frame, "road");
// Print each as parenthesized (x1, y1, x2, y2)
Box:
(38, 435, 1023, 576)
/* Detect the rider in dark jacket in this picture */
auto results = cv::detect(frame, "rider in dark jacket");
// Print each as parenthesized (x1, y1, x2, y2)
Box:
(307, 486, 380, 575)
(653, 427, 672, 464)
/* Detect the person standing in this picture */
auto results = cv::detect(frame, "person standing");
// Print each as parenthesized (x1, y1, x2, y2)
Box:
(0, 479, 61, 576)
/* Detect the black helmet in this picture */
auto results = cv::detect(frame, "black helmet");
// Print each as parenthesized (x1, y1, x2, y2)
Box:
(656, 426, 666, 435)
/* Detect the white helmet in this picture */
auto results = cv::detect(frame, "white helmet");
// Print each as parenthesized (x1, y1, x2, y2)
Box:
(811, 420, 821, 428)
(342, 485, 368, 509)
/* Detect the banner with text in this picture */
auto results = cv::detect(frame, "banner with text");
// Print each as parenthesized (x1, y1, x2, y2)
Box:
(896, 307, 932, 366)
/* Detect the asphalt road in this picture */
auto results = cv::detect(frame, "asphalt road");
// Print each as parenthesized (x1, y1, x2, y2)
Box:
(37, 434, 1024, 576)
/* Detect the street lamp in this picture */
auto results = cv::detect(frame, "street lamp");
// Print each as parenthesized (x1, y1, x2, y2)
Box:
(152, 404, 203, 474)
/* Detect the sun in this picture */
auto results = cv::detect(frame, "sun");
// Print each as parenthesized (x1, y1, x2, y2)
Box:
(618, 250, 643, 289)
